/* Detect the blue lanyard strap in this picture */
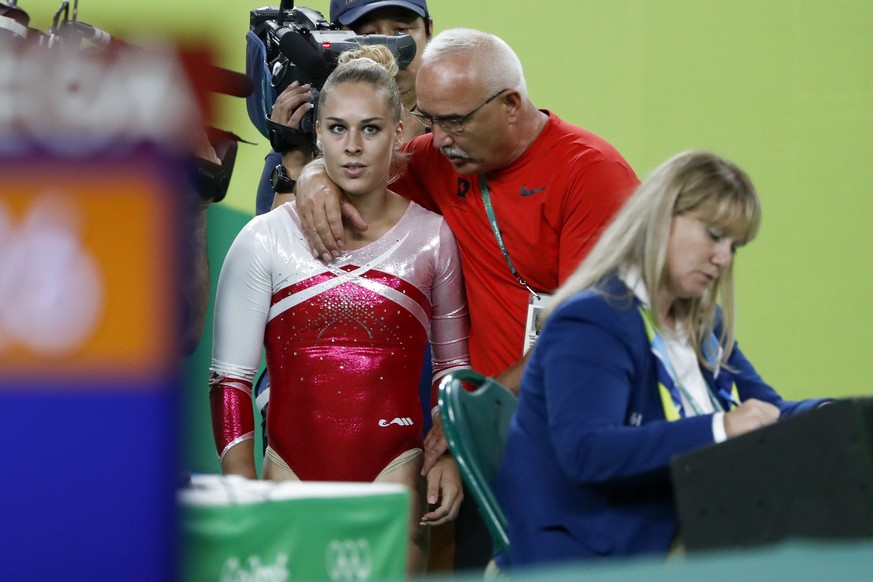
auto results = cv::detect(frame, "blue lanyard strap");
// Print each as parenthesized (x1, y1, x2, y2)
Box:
(478, 175, 540, 298)
(638, 305, 726, 419)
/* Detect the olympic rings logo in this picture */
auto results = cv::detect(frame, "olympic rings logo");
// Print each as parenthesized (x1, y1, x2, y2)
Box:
(325, 539, 373, 581)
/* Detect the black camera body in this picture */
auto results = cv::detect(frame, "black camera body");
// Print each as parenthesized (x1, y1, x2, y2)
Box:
(250, 2, 416, 149)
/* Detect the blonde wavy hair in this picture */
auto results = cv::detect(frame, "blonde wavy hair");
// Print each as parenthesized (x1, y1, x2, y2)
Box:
(545, 150, 761, 369)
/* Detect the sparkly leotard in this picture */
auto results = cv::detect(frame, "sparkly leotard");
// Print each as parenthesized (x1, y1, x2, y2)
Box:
(210, 201, 470, 481)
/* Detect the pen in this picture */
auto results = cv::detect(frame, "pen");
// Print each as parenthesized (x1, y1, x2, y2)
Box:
(718, 389, 741, 409)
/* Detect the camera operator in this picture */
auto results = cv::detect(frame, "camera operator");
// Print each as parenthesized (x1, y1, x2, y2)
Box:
(256, 0, 432, 215)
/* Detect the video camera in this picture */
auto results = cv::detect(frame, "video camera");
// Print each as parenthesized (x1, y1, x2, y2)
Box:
(249, 0, 416, 150)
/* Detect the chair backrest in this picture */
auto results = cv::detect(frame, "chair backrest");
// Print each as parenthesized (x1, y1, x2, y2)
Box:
(438, 369, 517, 556)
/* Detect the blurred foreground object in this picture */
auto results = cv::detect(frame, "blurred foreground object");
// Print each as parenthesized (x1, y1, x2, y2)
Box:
(180, 475, 409, 581)
(0, 30, 225, 581)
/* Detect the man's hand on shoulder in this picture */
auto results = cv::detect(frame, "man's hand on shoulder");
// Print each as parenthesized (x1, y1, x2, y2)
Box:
(296, 159, 368, 261)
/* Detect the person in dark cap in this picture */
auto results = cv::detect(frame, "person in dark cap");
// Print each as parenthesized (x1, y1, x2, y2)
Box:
(330, 0, 430, 121)
(257, 0, 432, 215)
(332, 0, 428, 23)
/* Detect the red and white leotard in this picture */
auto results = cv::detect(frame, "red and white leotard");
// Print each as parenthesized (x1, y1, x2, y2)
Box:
(210, 201, 470, 481)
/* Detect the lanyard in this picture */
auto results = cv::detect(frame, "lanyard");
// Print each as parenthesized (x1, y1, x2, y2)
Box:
(478, 175, 540, 298)
(638, 305, 726, 419)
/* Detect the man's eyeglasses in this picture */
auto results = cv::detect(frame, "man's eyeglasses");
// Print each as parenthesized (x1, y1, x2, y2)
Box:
(410, 89, 509, 134)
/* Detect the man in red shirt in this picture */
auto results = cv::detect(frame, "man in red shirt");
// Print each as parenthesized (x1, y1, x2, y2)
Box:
(287, 27, 639, 570)
(293, 27, 638, 394)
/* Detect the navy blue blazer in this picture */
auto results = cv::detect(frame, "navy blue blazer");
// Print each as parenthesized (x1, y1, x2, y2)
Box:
(494, 275, 826, 567)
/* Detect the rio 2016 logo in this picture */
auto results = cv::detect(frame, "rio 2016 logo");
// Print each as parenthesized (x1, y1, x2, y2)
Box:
(220, 553, 289, 582)
(325, 539, 373, 581)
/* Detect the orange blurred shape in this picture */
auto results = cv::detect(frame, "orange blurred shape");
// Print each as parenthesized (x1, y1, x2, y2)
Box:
(0, 161, 180, 385)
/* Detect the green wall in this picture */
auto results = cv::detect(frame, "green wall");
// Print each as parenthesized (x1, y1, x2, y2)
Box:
(23, 0, 872, 472)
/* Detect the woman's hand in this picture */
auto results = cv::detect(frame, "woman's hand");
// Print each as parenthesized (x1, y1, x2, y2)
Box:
(421, 414, 449, 476)
(724, 398, 779, 438)
(420, 454, 463, 526)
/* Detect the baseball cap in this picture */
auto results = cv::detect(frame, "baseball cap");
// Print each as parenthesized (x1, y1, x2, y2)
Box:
(330, 0, 428, 26)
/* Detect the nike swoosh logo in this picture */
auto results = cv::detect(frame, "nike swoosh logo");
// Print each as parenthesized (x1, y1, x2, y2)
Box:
(520, 186, 546, 197)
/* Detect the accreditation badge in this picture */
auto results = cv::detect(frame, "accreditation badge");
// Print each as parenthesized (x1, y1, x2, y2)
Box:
(523, 293, 551, 355)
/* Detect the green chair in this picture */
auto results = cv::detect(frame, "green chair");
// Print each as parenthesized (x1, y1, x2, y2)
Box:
(438, 369, 517, 557)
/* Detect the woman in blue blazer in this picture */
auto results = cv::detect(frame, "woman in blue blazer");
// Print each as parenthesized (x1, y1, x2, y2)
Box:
(494, 150, 828, 567)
